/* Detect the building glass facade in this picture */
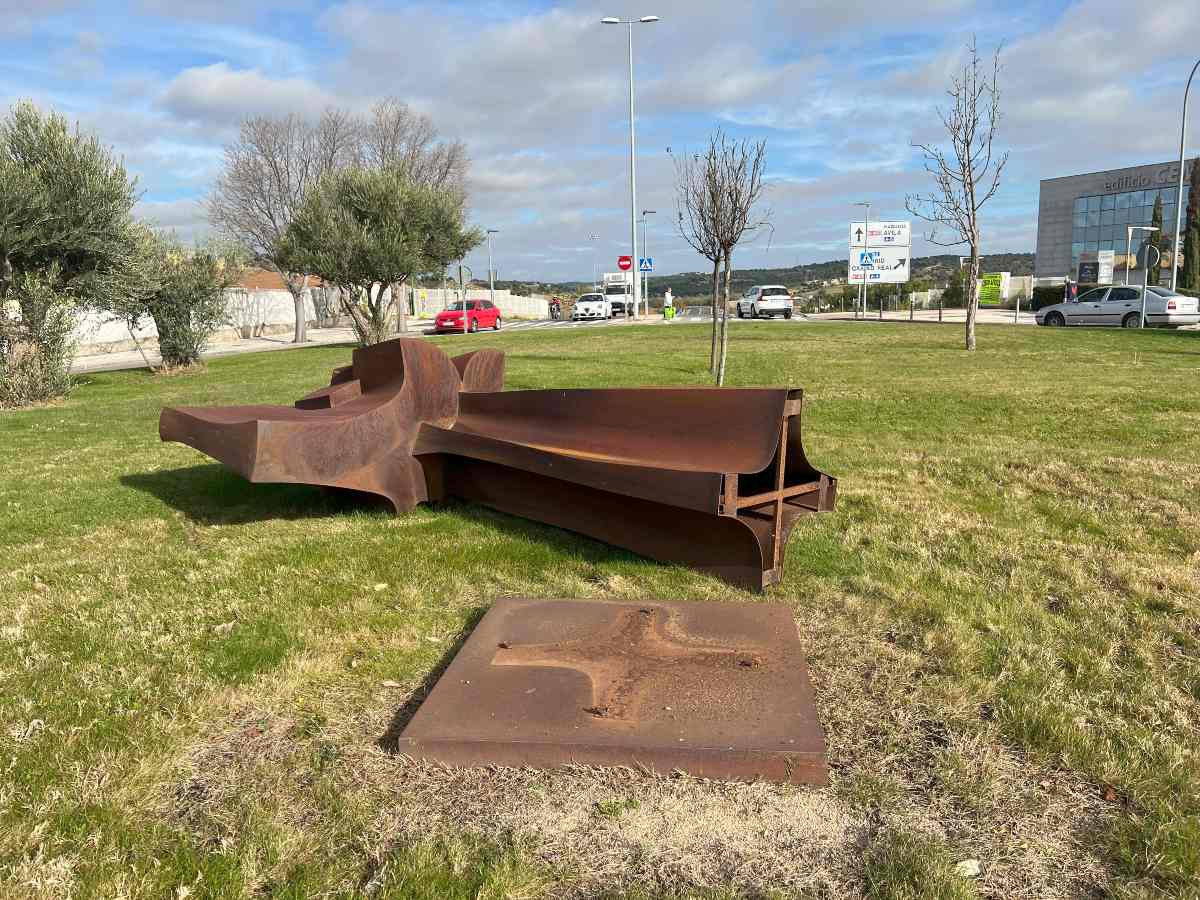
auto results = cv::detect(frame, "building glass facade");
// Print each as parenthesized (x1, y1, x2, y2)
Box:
(1070, 185, 1189, 274)
(1035, 159, 1197, 279)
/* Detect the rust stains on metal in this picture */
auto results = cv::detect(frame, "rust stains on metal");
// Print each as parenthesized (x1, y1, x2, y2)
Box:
(395, 597, 829, 785)
(159, 338, 836, 591)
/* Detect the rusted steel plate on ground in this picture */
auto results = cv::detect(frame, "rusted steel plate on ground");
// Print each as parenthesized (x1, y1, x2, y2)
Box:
(396, 597, 828, 785)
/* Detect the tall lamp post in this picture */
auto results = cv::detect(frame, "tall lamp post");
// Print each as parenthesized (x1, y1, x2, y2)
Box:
(589, 233, 600, 291)
(485, 229, 499, 307)
(603, 14, 659, 321)
(854, 201, 871, 319)
(1171, 59, 1200, 292)
(641, 209, 656, 313)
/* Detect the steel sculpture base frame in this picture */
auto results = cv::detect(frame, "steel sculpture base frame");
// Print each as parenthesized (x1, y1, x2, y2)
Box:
(159, 339, 837, 592)
(395, 596, 829, 785)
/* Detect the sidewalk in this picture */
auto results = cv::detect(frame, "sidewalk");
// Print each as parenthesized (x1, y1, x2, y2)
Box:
(71, 322, 434, 374)
(808, 308, 1038, 326)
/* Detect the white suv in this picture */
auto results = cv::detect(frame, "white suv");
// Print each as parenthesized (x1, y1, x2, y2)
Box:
(736, 285, 793, 319)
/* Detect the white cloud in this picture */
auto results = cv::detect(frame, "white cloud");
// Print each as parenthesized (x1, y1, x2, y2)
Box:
(160, 63, 336, 125)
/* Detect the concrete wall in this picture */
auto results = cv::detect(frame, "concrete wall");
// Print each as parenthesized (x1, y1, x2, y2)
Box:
(72, 289, 319, 355)
(71, 285, 551, 355)
(410, 288, 549, 319)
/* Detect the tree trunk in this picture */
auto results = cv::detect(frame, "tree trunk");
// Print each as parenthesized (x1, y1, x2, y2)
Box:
(709, 258, 721, 373)
(396, 281, 409, 334)
(965, 244, 980, 352)
(716, 251, 732, 386)
(286, 273, 309, 344)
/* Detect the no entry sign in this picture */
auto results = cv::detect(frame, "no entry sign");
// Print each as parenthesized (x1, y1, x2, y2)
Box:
(617, 255, 633, 271)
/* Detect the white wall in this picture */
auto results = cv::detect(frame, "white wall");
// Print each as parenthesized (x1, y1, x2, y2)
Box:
(70, 284, 552, 355)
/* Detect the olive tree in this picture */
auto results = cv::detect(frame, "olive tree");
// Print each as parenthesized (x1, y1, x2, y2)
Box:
(209, 99, 467, 344)
(277, 167, 480, 346)
(0, 101, 144, 404)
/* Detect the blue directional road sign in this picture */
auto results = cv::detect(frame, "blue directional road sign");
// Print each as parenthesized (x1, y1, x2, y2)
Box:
(639, 257, 654, 273)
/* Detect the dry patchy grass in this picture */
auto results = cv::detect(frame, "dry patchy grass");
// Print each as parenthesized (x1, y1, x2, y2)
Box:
(1, 322, 1199, 898)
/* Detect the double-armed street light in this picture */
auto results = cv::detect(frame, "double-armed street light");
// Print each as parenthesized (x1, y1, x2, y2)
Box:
(602, 14, 659, 320)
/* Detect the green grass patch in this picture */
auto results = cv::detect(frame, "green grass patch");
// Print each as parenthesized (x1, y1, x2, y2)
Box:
(1, 322, 1199, 897)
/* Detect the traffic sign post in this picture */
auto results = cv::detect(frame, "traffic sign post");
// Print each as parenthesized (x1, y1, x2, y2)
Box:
(848, 220, 911, 317)
(849, 221, 910, 248)
(848, 247, 911, 285)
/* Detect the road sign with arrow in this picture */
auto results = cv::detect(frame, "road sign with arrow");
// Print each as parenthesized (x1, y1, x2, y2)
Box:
(848, 247, 910, 284)
(848, 221, 911, 248)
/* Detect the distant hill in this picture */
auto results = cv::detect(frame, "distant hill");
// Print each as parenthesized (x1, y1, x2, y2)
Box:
(488, 253, 1033, 298)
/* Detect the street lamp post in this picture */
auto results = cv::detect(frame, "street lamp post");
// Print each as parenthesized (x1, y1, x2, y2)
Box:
(486, 229, 499, 308)
(854, 201, 871, 319)
(1171, 59, 1200, 292)
(603, 14, 659, 321)
(1127, 225, 1159, 326)
(589, 233, 599, 291)
(641, 209, 656, 314)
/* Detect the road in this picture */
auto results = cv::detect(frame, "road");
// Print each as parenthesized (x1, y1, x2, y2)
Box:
(72, 308, 1043, 375)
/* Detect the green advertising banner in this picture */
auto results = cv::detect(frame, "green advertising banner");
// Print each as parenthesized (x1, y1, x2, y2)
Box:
(978, 272, 1008, 306)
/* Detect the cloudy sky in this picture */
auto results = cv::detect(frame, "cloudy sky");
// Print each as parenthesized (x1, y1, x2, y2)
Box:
(3, 0, 1199, 281)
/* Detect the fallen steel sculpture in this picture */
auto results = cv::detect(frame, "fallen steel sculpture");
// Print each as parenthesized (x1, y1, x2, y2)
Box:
(159, 338, 836, 590)
(395, 596, 829, 784)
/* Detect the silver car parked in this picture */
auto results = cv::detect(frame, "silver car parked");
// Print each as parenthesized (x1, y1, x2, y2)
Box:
(1036, 285, 1200, 328)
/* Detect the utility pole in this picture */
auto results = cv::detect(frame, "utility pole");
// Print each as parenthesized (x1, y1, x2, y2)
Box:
(486, 229, 499, 308)
(1171, 59, 1200, 292)
(854, 201, 871, 319)
(641, 209, 656, 313)
(603, 15, 659, 321)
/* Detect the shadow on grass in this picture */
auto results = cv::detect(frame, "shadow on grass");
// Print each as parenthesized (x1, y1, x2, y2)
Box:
(376, 604, 490, 753)
(121, 464, 391, 525)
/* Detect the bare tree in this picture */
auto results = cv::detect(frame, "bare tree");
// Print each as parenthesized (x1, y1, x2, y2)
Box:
(906, 38, 1007, 351)
(710, 131, 769, 386)
(360, 98, 468, 334)
(209, 99, 468, 342)
(362, 98, 468, 192)
(208, 111, 359, 343)
(673, 145, 724, 372)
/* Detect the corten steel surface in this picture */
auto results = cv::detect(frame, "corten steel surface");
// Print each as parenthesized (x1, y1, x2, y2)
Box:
(395, 597, 828, 785)
(159, 338, 836, 590)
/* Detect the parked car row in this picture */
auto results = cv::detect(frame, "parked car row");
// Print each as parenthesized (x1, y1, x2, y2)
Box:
(1036, 285, 1200, 328)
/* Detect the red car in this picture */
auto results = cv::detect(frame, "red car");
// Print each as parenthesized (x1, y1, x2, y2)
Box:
(434, 300, 502, 333)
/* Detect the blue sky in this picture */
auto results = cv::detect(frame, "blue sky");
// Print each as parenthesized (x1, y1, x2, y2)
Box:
(3, 0, 1199, 281)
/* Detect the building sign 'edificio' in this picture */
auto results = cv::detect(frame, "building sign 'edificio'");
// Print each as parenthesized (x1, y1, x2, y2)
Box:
(1104, 161, 1194, 193)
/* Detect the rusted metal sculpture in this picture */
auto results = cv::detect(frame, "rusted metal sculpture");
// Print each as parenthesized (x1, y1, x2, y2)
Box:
(395, 596, 829, 784)
(160, 338, 836, 590)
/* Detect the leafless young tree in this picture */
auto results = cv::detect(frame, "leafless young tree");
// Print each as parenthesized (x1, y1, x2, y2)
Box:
(712, 131, 770, 386)
(209, 98, 468, 343)
(673, 145, 724, 372)
(906, 38, 1007, 351)
(673, 131, 769, 383)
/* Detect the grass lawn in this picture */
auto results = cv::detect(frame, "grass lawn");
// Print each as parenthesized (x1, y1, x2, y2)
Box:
(1, 321, 1198, 899)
